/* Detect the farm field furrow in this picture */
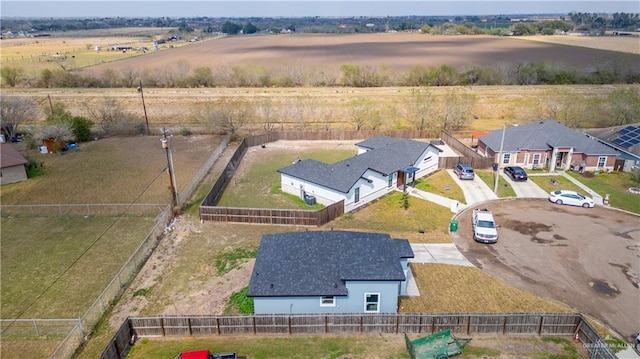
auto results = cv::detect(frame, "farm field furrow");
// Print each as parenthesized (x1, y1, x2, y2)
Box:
(79, 33, 640, 76)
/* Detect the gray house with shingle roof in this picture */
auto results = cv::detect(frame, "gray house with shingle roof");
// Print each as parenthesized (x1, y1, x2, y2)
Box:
(247, 230, 414, 314)
(477, 121, 618, 172)
(278, 136, 441, 212)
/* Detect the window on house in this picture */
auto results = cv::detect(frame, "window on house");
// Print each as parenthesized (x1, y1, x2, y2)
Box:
(524, 153, 530, 165)
(423, 156, 432, 162)
(597, 156, 606, 168)
(320, 296, 335, 307)
(388, 174, 393, 188)
(533, 154, 540, 165)
(364, 293, 379, 313)
(355, 187, 360, 203)
(502, 153, 511, 164)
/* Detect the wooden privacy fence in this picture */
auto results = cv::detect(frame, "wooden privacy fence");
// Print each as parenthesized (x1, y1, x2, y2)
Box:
(439, 156, 494, 170)
(101, 313, 616, 359)
(200, 130, 454, 225)
(200, 201, 344, 226)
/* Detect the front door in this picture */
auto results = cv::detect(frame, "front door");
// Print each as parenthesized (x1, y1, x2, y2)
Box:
(397, 171, 404, 188)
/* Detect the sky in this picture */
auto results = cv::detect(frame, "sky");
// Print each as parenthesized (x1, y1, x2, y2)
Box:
(1, 1, 639, 18)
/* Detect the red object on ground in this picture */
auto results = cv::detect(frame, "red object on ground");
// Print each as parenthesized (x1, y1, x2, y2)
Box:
(178, 350, 210, 359)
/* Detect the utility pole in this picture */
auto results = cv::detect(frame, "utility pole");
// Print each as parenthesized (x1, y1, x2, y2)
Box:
(161, 128, 178, 210)
(494, 122, 507, 194)
(137, 80, 150, 135)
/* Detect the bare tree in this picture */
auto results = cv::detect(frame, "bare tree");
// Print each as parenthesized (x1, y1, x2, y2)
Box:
(84, 98, 133, 135)
(538, 89, 585, 127)
(607, 87, 640, 126)
(348, 97, 377, 130)
(439, 90, 476, 131)
(194, 98, 254, 134)
(405, 88, 436, 133)
(257, 97, 276, 132)
(0, 94, 39, 140)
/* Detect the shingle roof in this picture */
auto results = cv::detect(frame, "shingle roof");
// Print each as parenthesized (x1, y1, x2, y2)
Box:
(247, 230, 414, 297)
(0, 144, 28, 169)
(479, 121, 618, 156)
(278, 136, 439, 193)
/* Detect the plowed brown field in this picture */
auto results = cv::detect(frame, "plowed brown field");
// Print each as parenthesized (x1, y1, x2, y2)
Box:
(81, 33, 640, 75)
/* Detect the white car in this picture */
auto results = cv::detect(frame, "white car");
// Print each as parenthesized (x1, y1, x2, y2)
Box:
(548, 190, 595, 208)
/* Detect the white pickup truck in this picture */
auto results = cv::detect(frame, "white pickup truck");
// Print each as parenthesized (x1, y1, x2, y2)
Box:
(472, 208, 498, 244)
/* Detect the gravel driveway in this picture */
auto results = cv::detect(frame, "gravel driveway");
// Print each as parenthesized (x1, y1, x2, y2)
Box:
(451, 199, 640, 340)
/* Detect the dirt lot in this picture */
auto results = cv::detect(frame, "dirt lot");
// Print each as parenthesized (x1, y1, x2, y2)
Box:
(452, 199, 640, 340)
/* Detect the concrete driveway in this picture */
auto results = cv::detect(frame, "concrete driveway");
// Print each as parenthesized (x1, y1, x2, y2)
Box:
(452, 199, 640, 342)
(446, 169, 498, 207)
(499, 172, 548, 198)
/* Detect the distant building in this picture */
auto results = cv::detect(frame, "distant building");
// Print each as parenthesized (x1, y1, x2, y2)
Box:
(1, 144, 28, 184)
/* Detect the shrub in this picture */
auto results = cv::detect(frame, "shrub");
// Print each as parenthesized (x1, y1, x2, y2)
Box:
(180, 127, 192, 136)
(581, 171, 595, 178)
(228, 287, 254, 314)
(69, 116, 93, 142)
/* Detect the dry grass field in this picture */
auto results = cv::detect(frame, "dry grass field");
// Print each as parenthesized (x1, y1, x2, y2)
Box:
(4, 84, 632, 134)
(0, 27, 186, 73)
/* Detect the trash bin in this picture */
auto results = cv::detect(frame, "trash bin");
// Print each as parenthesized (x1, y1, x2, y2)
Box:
(449, 219, 459, 232)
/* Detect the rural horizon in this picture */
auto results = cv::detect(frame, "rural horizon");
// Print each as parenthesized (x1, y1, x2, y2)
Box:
(2, 0, 639, 18)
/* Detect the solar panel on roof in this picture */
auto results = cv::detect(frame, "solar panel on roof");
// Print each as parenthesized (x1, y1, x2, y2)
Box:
(619, 128, 631, 135)
(613, 138, 626, 145)
(619, 135, 632, 141)
(627, 138, 640, 146)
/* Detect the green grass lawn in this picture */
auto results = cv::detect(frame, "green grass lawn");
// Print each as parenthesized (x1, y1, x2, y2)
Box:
(528, 175, 585, 196)
(216, 148, 355, 208)
(415, 169, 466, 204)
(475, 170, 515, 198)
(1, 216, 155, 318)
(566, 171, 640, 213)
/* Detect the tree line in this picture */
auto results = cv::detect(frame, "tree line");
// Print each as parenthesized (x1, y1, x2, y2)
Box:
(2, 59, 639, 90)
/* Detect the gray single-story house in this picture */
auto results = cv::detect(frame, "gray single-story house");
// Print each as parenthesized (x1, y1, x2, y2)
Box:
(583, 123, 640, 172)
(247, 230, 414, 315)
(1, 144, 28, 185)
(477, 121, 619, 172)
(278, 136, 442, 212)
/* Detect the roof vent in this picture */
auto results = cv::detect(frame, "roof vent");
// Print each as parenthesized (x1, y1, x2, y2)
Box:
(270, 283, 274, 288)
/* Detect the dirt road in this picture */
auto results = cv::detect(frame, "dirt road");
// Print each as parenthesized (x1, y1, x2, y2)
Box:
(452, 199, 640, 340)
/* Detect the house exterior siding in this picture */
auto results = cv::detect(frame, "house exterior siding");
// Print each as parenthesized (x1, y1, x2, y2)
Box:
(0, 165, 27, 185)
(280, 141, 440, 213)
(253, 280, 400, 314)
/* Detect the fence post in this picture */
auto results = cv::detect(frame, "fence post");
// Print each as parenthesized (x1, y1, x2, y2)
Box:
(538, 315, 544, 335)
(188, 317, 192, 335)
(253, 316, 256, 335)
(396, 314, 399, 334)
(324, 316, 328, 334)
(33, 319, 39, 336)
(216, 317, 221, 335)
(360, 316, 363, 333)
(288, 316, 292, 335)
(418, 315, 422, 334)
(161, 317, 165, 336)
(467, 315, 471, 335)
(502, 315, 507, 335)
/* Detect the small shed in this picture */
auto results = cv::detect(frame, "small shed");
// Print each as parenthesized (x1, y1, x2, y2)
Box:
(42, 138, 66, 154)
(1, 144, 28, 184)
